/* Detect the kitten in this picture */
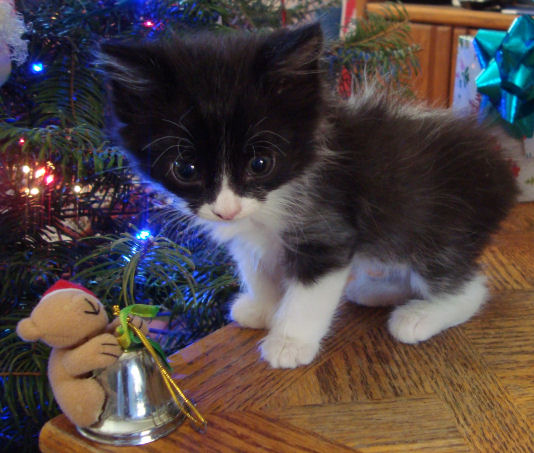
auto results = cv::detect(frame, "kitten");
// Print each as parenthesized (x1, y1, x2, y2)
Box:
(100, 23, 517, 368)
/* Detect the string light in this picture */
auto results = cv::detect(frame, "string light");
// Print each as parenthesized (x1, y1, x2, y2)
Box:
(142, 19, 154, 28)
(31, 62, 44, 73)
(35, 167, 46, 178)
(29, 187, 39, 196)
(45, 175, 55, 185)
(22, 165, 30, 174)
(73, 185, 82, 193)
(18, 137, 25, 145)
(136, 230, 151, 240)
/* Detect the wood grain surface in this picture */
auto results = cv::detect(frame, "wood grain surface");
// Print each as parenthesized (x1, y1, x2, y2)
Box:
(40, 203, 534, 452)
(366, 4, 518, 31)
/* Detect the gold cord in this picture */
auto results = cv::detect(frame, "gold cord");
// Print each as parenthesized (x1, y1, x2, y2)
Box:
(113, 306, 207, 432)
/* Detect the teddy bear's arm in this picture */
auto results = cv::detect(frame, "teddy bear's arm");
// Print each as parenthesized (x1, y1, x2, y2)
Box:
(62, 333, 122, 376)
(106, 315, 150, 336)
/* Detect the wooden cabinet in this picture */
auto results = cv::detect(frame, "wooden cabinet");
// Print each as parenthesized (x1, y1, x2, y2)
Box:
(408, 23, 452, 106)
(365, 3, 518, 107)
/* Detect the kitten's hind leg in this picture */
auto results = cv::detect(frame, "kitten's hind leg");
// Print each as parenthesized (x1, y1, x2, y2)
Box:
(388, 272, 488, 344)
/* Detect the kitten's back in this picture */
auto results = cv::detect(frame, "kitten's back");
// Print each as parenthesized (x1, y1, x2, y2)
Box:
(318, 87, 518, 289)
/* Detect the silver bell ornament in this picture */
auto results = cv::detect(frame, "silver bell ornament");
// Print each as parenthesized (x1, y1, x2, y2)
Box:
(78, 305, 207, 446)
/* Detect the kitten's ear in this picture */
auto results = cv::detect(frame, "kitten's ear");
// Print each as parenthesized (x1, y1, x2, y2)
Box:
(97, 41, 168, 92)
(255, 22, 323, 79)
(97, 41, 172, 124)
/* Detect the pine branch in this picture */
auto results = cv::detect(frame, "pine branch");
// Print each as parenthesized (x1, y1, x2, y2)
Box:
(74, 230, 197, 308)
(327, 2, 420, 89)
(1, 1, 419, 450)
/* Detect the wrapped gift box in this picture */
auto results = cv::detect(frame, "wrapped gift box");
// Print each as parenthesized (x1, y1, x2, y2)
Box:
(452, 35, 534, 202)
(452, 36, 483, 116)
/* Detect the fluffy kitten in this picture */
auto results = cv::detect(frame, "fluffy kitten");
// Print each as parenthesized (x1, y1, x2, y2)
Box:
(100, 23, 517, 368)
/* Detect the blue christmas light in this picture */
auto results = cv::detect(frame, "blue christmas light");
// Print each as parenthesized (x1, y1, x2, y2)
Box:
(31, 62, 44, 73)
(136, 230, 151, 240)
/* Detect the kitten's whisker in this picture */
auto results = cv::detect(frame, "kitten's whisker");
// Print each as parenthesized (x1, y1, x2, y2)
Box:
(261, 129, 290, 144)
(247, 129, 289, 145)
(142, 135, 182, 151)
(162, 117, 195, 141)
(151, 142, 190, 168)
(246, 117, 268, 137)
(250, 139, 286, 156)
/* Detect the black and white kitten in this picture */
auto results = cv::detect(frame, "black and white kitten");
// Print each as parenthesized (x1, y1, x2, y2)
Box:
(100, 23, 517, 368)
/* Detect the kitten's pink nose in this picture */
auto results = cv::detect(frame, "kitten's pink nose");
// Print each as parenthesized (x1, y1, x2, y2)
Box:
(212, 184, 242, 220)
(212, 206, 241, 221)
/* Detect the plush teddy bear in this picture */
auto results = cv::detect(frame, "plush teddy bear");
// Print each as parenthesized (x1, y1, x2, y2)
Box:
(16, 280, 145, 427)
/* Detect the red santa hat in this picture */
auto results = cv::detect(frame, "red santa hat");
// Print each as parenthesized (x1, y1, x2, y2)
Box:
(42, 279, 97, 300)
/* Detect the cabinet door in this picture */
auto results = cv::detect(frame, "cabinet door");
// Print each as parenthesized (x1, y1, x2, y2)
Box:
(408, 23, 452, 107)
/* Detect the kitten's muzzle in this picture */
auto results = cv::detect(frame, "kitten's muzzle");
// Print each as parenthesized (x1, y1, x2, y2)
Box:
(212, 206, 242, 221)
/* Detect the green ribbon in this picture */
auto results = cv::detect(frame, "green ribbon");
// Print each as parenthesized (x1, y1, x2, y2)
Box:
(115, 304, 171, 370)
(474, 15, 534, 138)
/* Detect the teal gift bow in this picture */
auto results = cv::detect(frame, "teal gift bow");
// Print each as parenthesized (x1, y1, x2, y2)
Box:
(114, 304, 171, 370)
(474, 15, 534, 138)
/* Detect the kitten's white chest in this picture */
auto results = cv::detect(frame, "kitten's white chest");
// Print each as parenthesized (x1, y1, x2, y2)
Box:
(229, 219, 283, 268)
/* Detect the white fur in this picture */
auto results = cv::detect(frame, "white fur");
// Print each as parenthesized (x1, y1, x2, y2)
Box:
(198, 178, 261, 222)
(388, 272, 488, 344)
(260, 267, 351, 368)
(200, 181, 354, 368)
(200, 179, 488, 367)
(200, 182, 290, 246)
(98, 53, 151, 90)
(199, 183, 288, 331)
(229, 239, 283, 330)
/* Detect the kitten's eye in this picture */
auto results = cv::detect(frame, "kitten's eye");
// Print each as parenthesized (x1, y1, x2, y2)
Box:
(247, 156, 274, 177)
(173, 158, 199, 183)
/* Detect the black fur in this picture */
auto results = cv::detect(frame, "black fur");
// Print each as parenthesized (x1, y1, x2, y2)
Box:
(100, 23, 517, 294)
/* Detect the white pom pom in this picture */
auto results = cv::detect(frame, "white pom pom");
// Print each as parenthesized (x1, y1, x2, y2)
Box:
(0, 43, 11, 86)
(0, 0, 28, 86)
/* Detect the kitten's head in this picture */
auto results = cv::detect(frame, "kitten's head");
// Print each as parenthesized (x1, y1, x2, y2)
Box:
(100, 23, 324, 223)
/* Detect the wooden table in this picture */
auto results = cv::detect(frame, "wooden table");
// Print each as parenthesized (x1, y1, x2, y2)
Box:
(40, 203, 534, 452)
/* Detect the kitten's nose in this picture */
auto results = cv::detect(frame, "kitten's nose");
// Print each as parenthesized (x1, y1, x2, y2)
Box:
(212, 183, 242, 221)
(212, 206, 242, 221)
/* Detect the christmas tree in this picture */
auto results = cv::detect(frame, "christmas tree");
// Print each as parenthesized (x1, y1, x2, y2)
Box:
(0, 0, 418, 450)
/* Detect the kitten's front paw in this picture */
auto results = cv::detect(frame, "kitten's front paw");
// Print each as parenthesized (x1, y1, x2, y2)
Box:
(260, 334, 319, 368)
(388, 300, 441, 344)
(230, 293, 275, 330)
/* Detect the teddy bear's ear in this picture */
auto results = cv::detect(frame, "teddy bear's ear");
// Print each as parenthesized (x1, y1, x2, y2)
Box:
(16, 318, 41, 342)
